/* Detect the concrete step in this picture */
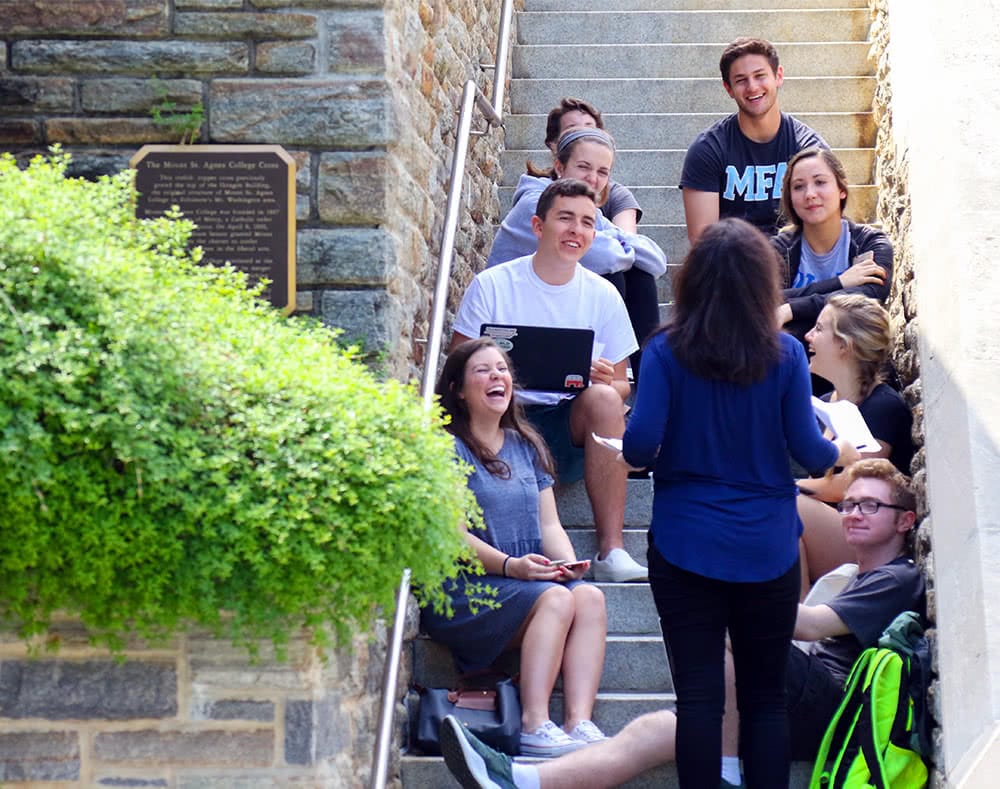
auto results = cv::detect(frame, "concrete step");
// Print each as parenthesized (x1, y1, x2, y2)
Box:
(514, 40, 874, 80)
(500, 183, 878, 224)
(554, 477, 653, 528)
(526, 0, 867, 9)
(500, 147, 875, 187)
(640, 224, 688, 266)
(412, 634, 672, 692)
(517, 9, 870, 46)
(510, 76, 875, 115)
(502, 111, 877, 152)
(402, 754, 816, 788)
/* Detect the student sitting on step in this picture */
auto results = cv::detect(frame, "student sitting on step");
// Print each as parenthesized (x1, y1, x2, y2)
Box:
(438, 459, 926, 789)
(681, 37, 828, 243)
(452, 179, 648, 584)
(421, 337, 608, 758)
(797, 294, 914, 598)
(488, 126, 666, 382)
(530, 98, 659, 375)
(773, 147, 894, 346)
(537, 97, 644, 233)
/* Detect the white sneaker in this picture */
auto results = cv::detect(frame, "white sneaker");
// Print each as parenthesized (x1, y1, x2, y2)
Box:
(591, 548, 648, 582)
(565, 719, 608, 744)
(519, 720, 587, 758)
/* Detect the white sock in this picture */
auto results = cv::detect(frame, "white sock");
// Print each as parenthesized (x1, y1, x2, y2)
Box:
(512, 762, 541, 789)
(721, 755, 742, 786)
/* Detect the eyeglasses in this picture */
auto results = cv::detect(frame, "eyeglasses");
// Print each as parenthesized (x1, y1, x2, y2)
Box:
(836, 499, 908, 515)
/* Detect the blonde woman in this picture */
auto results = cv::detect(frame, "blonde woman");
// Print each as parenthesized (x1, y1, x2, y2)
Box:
(797, 294, 914, 596)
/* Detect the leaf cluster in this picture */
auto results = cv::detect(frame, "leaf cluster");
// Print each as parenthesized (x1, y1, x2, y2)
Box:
(0, 151, 480, 654)
(149, 81, 203, 145)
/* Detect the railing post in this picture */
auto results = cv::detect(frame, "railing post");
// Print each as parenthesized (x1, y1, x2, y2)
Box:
(369, 3, 513, 786)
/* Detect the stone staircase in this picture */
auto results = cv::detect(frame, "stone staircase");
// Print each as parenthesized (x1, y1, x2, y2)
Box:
(502, 0, 876, 309)
(401, 0, 875, 785)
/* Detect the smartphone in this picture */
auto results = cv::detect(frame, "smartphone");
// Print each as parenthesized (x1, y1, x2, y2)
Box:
(854, 250, 875, 264)
(550, 559, 590, 570)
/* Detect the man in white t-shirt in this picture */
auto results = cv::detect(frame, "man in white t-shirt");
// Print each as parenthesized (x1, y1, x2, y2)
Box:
(449, 179, 646, 582)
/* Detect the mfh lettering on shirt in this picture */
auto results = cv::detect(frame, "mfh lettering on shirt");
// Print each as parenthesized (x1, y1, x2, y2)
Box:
(722, 162, 788, 202)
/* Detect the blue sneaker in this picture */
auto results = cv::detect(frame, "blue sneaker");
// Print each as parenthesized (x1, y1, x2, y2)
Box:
(439, 715, 517, 789)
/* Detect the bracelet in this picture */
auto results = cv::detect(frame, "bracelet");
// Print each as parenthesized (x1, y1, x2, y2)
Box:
(502, 555, 511, 578)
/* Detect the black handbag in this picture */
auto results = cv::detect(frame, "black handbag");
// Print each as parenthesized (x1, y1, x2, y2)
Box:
(414, 674, 521, 756)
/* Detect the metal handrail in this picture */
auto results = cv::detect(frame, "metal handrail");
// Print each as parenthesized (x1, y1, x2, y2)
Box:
(369, 1, 514, 786)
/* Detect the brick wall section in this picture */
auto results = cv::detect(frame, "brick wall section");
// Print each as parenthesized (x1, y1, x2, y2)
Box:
(868, 1, 940, 784)
(0, 0, 512, 379)
(0, 613, 415, 787)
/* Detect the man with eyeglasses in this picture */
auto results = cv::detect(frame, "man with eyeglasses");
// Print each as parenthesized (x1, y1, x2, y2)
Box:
(438, 458, 926, 789)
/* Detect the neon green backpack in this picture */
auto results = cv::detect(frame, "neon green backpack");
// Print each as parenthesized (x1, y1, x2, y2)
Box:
(809, 611, 931, 789)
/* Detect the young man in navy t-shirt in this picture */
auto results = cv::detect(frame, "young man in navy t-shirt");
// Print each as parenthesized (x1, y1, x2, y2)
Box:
(681, 37, 828, 242)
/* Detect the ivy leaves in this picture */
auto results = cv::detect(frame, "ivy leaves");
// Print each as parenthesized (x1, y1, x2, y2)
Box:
(0, 152, 477, 655)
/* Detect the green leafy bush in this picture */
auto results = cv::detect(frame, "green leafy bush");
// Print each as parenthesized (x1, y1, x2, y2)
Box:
(0, 151, 478, 653)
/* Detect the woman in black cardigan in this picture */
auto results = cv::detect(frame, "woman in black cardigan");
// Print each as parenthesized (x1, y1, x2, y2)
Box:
(771, 147, 893, 343)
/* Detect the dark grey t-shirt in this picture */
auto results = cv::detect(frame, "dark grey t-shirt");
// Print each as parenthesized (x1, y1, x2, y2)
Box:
(603, 181, 642, 224)
(811, 556, 926, 683)
(680, 112, 827, 235)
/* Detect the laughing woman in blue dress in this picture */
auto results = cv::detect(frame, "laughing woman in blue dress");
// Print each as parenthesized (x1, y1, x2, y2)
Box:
(421, 337, 608, 758)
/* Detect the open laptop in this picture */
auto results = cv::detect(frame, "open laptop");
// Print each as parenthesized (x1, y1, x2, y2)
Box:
(480, 324, 594, 393)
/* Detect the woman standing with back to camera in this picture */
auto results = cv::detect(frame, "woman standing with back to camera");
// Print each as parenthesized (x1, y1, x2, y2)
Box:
(621, 219, 860, 788)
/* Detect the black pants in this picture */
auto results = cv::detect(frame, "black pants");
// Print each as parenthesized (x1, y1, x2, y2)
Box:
(648, 542, 800, 789)
(602, 268, 659, 385)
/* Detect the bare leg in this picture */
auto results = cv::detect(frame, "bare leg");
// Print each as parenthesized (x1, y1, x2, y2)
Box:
(560, 584, 607, 731)
(510, 586, 574, 731)
(537, 710, 678, 789)
(798, 495, 853, 586)
(569, 384, 627, 557)
(722, 644, 739, 757)
(799, 539, 810, 601)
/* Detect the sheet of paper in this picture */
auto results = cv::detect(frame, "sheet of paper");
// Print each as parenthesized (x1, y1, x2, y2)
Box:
(811, 397, 881, 453)
(591, 432, 622, 452)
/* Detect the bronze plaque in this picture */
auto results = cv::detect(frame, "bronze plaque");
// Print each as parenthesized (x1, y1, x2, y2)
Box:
(131, 144, 296, 313)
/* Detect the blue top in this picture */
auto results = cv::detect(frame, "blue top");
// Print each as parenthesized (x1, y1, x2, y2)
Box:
(419, 430, 565, 672)
(454, 430, 554, 558)
(623, 331, 839, 582)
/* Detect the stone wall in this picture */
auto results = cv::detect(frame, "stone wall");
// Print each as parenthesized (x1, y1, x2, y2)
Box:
(868, 0, 940, 781)
(0, 0, 513, 785)
(871, 1, 1000, 786)
(0, 614, 410, 786)
(0, 0, 509, 379)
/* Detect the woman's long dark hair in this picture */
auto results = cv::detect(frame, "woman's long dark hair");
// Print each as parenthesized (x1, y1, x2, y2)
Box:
(666, 218, 781, 385)
(435, 337, 554, 478)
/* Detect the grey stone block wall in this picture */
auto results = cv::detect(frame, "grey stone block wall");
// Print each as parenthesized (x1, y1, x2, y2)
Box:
(0, 622, 398, 787)
(0, 0, 512, 380)
(0, 2, 511, 784)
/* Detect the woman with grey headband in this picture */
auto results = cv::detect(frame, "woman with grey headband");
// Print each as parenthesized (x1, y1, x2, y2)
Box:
(487, 127, 666, 383)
